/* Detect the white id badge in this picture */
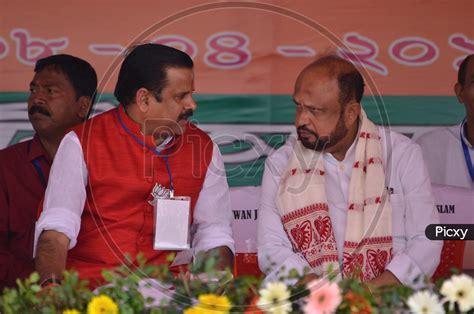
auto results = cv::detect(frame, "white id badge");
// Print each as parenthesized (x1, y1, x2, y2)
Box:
(153, 196, 191, 250)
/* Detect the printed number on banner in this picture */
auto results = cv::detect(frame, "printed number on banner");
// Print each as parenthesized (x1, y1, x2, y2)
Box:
(204, 31, 251, 69)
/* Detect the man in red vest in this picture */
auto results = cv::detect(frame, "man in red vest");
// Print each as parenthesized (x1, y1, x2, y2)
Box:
(34, 44, 234, 288)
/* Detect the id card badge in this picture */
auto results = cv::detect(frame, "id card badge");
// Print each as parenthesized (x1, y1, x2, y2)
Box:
(153, 196, 191, 250)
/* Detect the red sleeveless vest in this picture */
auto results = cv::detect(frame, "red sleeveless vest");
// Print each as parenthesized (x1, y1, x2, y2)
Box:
(67, 105, 213, 285)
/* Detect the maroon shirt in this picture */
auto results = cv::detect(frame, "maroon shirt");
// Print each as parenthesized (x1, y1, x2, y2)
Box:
(0, 134, 51, 289)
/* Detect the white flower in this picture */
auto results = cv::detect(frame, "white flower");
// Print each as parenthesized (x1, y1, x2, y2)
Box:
(440, 274, 474, 312)
(407, 290, 445, 314)
(257, 282, 292, 314)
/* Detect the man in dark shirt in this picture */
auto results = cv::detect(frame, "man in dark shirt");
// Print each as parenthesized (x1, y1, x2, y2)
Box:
(0, 54, 97, 289)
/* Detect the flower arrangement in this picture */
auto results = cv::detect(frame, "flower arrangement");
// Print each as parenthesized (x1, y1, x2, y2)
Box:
(87, 295, 119, 314)
(1, 252, 473, 314)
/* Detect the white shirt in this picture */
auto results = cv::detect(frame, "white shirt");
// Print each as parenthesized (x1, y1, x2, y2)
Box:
(416, 122, 474, 188)
(416, 121, 474, 272)
(258, 127, 442, 287)
(34, 131, 235, 261)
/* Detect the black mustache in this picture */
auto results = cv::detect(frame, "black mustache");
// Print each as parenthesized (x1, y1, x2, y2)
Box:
(178, 109, 194, 121)
(29, 105, 51, 117)
(297, 125, 316, 135)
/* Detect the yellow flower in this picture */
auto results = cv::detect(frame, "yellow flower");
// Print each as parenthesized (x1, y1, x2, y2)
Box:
(196, 294, 232, 313)
(63, 310, 81, 314)
(87, 295, 119, 314)
(183, 307, 202, 314)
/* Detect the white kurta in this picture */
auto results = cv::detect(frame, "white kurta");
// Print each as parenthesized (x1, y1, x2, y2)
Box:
(258, 126, 442, 287)
(416, 123, 474, 189)
(34, 131, 235, 261)
(416, 121, 474, 270)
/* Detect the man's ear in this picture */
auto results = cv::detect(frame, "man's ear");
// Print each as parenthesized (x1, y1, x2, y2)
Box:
(454, 82, 464, 104)
(78, 96, 92, 120)
(344, 102, 361, 124)
(135, 88, 152, 113)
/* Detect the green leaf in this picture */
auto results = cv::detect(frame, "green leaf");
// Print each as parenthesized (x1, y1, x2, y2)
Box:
(166, 253, 176, 263)
(288, 269, 300, 279)
(29, 272, 40, 283)
(102, 270, 114, 282)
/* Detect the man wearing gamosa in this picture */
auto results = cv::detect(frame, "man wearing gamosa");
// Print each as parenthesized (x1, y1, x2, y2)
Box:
(258, 55, 442, 288)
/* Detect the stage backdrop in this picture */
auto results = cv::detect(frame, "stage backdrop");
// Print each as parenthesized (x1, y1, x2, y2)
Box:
(1, 1, 473, 187)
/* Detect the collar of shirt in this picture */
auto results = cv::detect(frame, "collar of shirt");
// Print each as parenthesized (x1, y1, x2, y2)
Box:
(156, 136, 173, 153)
(321, 125, 360, 206)
(323, 138, 356, 203)
(324, 136, 357, 168)
(323, 122, 360, 168)
(28, 133, 51, 164)
(118, 104, 157, 149)
(461, 119, 474, 149)
(118, 104, 178, 153)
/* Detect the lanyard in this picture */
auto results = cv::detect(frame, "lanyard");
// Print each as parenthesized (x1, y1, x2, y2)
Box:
(461, 121, 474, 182)
(116, 109, 174, 192)
(28, 141, 47, 188)
(32, 158, 47, 188)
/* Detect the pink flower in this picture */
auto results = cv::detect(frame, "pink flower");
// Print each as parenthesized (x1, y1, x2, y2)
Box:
(303, 279, 342, 314)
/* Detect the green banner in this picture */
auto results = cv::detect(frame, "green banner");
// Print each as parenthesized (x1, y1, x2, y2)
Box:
(0, 93, 464, 186)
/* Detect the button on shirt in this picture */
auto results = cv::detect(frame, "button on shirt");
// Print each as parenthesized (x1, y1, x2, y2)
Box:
(324, 138, 356, 265)
(258, 127, 442, 287)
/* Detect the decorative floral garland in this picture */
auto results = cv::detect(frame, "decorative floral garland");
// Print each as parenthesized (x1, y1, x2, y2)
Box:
(1, 253, 473, 314)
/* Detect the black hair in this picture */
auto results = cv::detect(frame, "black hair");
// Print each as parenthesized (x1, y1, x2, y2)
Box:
(114, 43, 194, 107)
(338, 70, 364, 106)
(34, 54, 97, 105)
(458, 54, 474, 86)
